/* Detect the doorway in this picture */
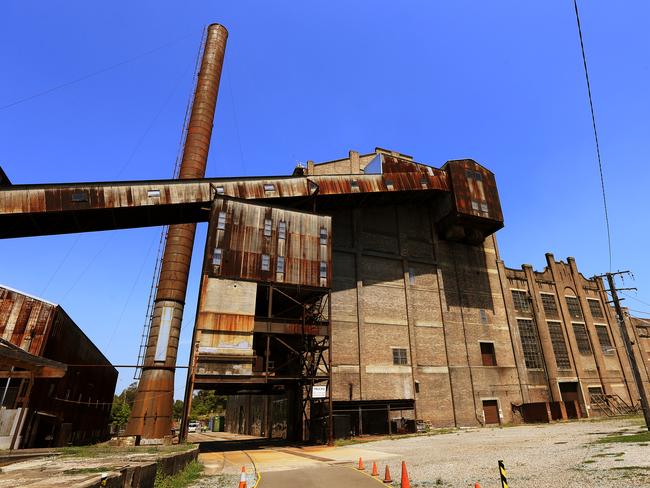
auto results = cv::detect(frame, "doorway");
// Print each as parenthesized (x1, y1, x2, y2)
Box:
(482, 400, 500, 425)
(559, 382, 582, 418)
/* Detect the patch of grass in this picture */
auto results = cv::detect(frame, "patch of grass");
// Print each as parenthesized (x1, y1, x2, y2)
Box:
(333, 437, 376, 447)
(592, 452, 621, 458)
(610, 466, 650, 472)
(154, 461, 203, 488)
(597, 431, 650, 444)
(59, 444, 196, 458)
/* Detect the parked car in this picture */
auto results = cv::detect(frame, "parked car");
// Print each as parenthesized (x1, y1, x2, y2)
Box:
(188, 421, 199, 433)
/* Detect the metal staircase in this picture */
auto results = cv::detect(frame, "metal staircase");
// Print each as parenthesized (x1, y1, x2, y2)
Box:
(590, 393, 639, 417)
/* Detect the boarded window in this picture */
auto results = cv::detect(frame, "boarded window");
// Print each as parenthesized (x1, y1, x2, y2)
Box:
(264, 219, 272, 237)
(276, 256, 285, 273)
(480, 342, 497, 366)
(596, 324, 614, 355)
(572, 323, 592, 355)
(588, 299, 604, 318)
(320, 227, 328, 245)
(217, 211, 227, 230)
(212, 248, 222, 266)
(319, 261, 327, 279)
(261, 254, 270, 271)
(517, 318, 544, 369)
(511, 290, 530, 312)
(278, 221, 286, 240)
(408, 268, 416, 286)
(638, 326, 650, 338)
(548, 321, 571, 369)
(480, 309, 488, 325)
(392, 348, 408, 365)
(541, 293, 559, 317)
(71, 191, 88, 202)
(566, 297, 583, 319)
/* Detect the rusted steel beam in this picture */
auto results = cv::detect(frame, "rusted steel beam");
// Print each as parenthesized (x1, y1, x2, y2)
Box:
(126, 23, 228, 440)
(0, 173, 452, 238)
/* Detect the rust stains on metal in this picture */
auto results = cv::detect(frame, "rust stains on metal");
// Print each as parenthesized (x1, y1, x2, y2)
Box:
(207, 198, 332, 288)
(0, 287, 56, 356)
(127, 23, 228, 440)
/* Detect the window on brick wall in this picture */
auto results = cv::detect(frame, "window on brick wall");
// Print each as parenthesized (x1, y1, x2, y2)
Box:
(480, 342, 497, 366)
(548, 321, 571, 369)
(588, 386, 604, 402)
(278, 221, 286, 240)
(638, 326, 650, 338)
(595, 324, 614, 355)
(517, 319, 544, 369)
(392, 348, 408, 365)
(588, 299, 604, 319)
(512, 290, 530, 312)
(541, 293, 559, 317)
(264, 219, 272, 237)
(480, 309, 488, 325)
(212, 248, 222, 266)
(572, 323, 592, 354)
(566, 297, 583, 319)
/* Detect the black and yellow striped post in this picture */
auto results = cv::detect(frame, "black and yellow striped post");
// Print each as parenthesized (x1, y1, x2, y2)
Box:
(498, 460, 508, 488)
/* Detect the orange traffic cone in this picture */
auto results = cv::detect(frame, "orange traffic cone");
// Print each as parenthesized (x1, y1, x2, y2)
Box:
(475, 484, 481, 488)
(371, 462, 379, 476)
(383, 465, 393, 483)
(238, 466, 247, 488)
(400, 461, 410, 488)
(357, 457, 365, 470)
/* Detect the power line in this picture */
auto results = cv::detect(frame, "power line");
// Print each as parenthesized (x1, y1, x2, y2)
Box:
(572, 0, 613, 271)
(0, 32, 195, 112)
(621, 291, 650, 308)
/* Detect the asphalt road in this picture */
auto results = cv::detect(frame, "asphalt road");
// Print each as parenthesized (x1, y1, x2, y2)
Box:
(258, 465, 386, 488)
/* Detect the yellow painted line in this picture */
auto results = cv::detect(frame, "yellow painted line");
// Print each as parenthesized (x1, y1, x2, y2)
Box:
(347, 465, 393, 486)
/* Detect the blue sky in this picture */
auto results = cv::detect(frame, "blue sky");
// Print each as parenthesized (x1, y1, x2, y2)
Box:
(2, 1, 650, 399)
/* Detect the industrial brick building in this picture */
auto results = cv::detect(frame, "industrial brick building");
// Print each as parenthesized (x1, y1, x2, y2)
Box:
(2, 146, 649, 442)
(201, 149, 650, 437)
(0, 285, 117, 448)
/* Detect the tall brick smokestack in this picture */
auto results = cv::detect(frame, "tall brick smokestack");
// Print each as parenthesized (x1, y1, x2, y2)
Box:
(126, 23, 228, 440)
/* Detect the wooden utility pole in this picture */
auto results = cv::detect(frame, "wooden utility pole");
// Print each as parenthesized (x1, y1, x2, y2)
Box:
(601, 271, 650, 430)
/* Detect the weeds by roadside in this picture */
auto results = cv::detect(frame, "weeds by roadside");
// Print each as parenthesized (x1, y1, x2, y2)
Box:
(154, 460, 203, 488)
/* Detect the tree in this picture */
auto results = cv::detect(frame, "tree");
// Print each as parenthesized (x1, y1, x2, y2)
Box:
(173, 400, 184, 421)
(190, 390, 226, 419)
(110, 398, 131, 429)
(121, 381, 139, 408)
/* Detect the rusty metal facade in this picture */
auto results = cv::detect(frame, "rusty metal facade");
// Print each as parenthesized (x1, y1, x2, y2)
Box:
(207, 198, 332, 287)
(0, 287, 58, 356)
(126, 23, 228, 439)
(0, 285, 117, 448)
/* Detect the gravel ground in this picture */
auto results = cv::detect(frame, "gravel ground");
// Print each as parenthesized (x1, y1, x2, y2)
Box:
(352, 417, 650, 487)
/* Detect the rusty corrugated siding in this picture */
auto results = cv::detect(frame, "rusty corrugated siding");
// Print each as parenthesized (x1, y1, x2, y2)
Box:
(207, 198, 331, 288)
(0, 286, 56, 355)
(445, 159, 504, 223)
